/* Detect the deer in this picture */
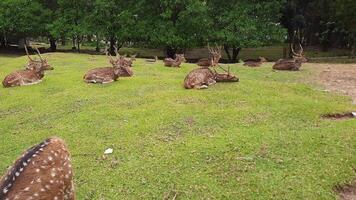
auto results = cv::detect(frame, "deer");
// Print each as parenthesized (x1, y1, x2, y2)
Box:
(163, 54, 186, 67)
(197, 45, 222, 68)
(2, 45, 54, 88)
(145, 56, 158, 63)
(0, 137, 75, 200)
(184, 65, 239, 89)
(243, 57, 267, 67)
(273, 43, 307, 71)
(84, 48, 133, 84)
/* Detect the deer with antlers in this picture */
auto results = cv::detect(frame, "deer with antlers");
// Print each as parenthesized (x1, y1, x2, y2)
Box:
(163, 54, 186, 67)
(197, 45, 222, 68)
(2, 46, 54, 88)
(273, 43, 307, 71)
(84, 48, 133, 84)
(0, 137, 75, 200)
(184, 65, 239, 89)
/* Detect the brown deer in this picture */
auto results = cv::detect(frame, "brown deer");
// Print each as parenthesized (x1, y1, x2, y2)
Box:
(184, 66, 239, 89)
(0, 137, 75, 200)
(273, 43, 307, 71)
(84, 49, 133, 84)
(197, 45, 222, 68)
(243, 57, 267, 67)
(164, 54, 186, 67)
(2, 46, 54, 88)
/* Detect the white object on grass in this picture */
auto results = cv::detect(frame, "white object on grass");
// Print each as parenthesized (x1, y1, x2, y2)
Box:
(104, 148, 114, 155)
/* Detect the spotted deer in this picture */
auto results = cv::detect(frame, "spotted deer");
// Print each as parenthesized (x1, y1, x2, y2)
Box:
(197, 45, 222, 68)
(84, 49, 133, 84)
(273, 43, 307, 71)
(184, 66, 239, 89)
(2, 46, 54, 88)
(163, 54, 186, 67)
(243, 57, 267, 67)
(0, 137, 75, 200)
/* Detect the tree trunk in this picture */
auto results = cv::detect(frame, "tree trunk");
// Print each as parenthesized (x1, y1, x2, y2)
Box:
(49, 37, 57, 52)
(224, 45, 232, 61)
(76, 35, 80, 53)
(109, 37, 116, 55)
(224, 46, 241, 63)
(72, 36, 76, 50)
(232, 47, 241, 63)
(96, 35, 100, 52)
(351, 36, 356, 58)
(165, 46, 176, 59)
(0, 35, 5, 48)
(61, 36, 66, 46)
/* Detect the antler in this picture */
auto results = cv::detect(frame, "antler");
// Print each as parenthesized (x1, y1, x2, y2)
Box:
(114, 46, 120, 59)
(291, 43, 303, 57)
(24, 45, 34, 61)
(34, 47, 44, 61)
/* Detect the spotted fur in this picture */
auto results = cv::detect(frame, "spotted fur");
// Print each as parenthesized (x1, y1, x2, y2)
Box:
(0, 137, 74, 200)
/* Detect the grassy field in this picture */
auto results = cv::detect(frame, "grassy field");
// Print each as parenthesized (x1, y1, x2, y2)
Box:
(0, 53, 355, 199)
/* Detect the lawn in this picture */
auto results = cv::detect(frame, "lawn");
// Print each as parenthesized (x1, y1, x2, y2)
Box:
(0, 53, 355, 199)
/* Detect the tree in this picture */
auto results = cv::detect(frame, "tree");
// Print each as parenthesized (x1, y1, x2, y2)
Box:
(53, 0, 92, 52)
(334, 0, 356, 56)
(209, 0, 286, 62)
(140, 0, 211, 58)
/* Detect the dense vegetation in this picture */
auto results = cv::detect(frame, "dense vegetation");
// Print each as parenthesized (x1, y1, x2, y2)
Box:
(0, 0, 355, 59)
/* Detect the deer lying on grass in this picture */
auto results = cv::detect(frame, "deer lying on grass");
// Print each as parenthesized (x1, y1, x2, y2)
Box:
(243, 57, 267, 67)
(273, 43, 307, 71)
(164, 54, 186, 67)
(184, 65, 239, 89)
(0, 137, 75, 200)
(2, 46, 54, 88)
(84, 49, 133, 84)
(197, 45, 222, 68)
(146, 56, 158, 63)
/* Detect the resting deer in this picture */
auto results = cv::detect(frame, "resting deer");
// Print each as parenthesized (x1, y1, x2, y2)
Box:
(84, 49, 133, 84)
(164, 54, 186, 67)
(243, 57, 267, 67)
(184, 66, 239, 89)
(197, 45, 222, 68)
(273, 43, 307, 71)
(0, 137, 75, 200)
(146, 56, 158, 63)
(2, 46, 53, 88)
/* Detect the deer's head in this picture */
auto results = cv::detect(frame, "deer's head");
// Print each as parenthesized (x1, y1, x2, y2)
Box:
(291, 43, 308, 63)
(25, 45, 53, 71)
(175, 54, 186, 63)
(208, 44, 222, 66)
(214, 66, 239, 82)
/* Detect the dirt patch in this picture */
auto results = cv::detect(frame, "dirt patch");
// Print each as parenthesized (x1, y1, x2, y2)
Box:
(335, 183, 356, 200)
(312, 63, 356, 104)
(322, 112, 356, 120)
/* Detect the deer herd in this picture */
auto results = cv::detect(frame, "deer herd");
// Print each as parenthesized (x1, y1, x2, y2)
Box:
(0, 43, 308, 198)
(2, 43, 307, 90)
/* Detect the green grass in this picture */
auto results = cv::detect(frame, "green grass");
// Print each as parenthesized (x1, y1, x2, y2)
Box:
(0, 53, 355, 199)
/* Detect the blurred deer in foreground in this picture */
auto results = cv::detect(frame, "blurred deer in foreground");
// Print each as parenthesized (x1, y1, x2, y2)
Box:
(2, 45, 54, 88)
(243, 57, 267, 67)
(197, 45, 222, 68)
(273, 43, 307, 71)
(184, 65, 239, 89)
(0, 137, 75, 200)
(84, 48, 133, 84)
(164, 54, 186, 67)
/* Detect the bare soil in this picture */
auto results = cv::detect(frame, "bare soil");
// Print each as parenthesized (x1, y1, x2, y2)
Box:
(335, 183, 356, 200)
(311, 63, 356, 104)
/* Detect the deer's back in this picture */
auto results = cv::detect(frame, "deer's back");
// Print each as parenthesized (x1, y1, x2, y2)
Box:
(84, 67, 117, 81)
(184, 68, 215, 89)
(2, 70, 41, 87)
(0, 137, 74, 200)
